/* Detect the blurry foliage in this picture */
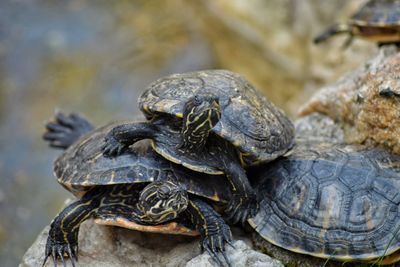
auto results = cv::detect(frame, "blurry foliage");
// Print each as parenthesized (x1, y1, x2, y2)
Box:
(183, 0, 374, 115)
(110, 0, 192, 68)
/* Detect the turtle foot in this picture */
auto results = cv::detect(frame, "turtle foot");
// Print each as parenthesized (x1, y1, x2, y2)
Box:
(201, 219, 233, 267)
(225, 195, 259, 226)
(43, 112, 93, 149)
(43, 235, 78, 267)
(102, 134, 128, 157)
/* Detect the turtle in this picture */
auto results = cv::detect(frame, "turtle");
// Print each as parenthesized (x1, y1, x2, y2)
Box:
(42, 112, 233, 267)
(247, 142, 400, 265)
(101, 69, 295, 225)
(314, 0, 400, 46)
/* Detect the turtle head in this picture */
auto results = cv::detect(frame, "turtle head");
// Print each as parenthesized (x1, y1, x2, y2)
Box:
(180, 95, 221, 151)
(137, 180, 189, 224)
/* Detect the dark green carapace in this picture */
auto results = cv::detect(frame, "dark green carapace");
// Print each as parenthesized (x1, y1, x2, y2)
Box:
(43, 113, 232, 267)
(249, 143, 400, 265)
(102, 70, 295, 225)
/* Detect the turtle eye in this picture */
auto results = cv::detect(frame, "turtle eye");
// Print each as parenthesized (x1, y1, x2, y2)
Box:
(193, 95, 202, 106)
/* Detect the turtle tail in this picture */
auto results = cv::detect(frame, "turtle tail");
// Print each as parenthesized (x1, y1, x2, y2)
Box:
(43, 111, 94, 149)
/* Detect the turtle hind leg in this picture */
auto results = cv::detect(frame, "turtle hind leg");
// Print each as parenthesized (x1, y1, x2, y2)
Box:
(313, 23, 351, 44)
(184, 198, 233, 267)
(43, 112, 94, 149)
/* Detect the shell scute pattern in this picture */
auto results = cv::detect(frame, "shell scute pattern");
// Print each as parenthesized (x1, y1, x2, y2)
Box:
(372, 178, 400, 204)
(338, 166, 370, 191)
(139, 69, 294, 165)
(310, 160, 340, 181)
(249, 144, 400, 260)
(54, 123, 170, 190)
(54, 121, 232, 203)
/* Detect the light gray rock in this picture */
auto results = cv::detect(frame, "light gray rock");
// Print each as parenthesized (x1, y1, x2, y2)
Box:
(20, 218, 283, 267)
(294, 113, 344, 144)
(187, 240, 283, 267)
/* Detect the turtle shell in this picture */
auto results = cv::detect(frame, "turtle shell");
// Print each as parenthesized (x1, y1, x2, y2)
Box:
(248, 143, 400, 263)
(349, 0, 400, 43)
(350, 0, 400, 27)
(139, 70, 294, 167)
(54, 122, 169, 196)
(54, 121, 230, 203)
(54, 121, 231, 236)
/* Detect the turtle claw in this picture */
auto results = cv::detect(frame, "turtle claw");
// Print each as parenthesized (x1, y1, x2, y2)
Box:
(201, 225, 232, 267)
(43, 236, 78, 267)
(225, 195, 258, 225)
(102, 135, 128, 157)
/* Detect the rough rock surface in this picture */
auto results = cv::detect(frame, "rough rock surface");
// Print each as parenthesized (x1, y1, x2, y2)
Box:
(299, 46, 400, 154)
(294, 113, 344, 144)
(252, 234, 368, 267)
(20, 219, 283, 267)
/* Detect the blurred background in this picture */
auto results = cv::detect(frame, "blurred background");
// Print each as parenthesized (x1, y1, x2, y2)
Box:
(0, 0, 377, 265)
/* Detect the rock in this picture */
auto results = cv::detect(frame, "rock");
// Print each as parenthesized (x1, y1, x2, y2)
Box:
(252, 234, 363, 267)
(294, 113, 344, 144)
(187, 240, 283, 267)
(299, 46, 400, 154)
(20, 219, 283, 267)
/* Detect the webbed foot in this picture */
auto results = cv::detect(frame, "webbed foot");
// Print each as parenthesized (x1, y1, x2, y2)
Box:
(43, 112, 93, 149)
(225, 194, 258, 226)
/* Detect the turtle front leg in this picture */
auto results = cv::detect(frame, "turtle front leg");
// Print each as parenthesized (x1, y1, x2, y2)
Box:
(222, 159, 258, 226)
(184, 198, 233, 267)
(43, 191, 103, 267)
(102, 122, 158, 157)
(43, 185, 142, 267)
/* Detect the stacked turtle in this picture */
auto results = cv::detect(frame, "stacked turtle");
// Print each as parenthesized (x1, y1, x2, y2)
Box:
(42, 114, 234, 267)
(42, 1, 400, 263)
(42, 70, 295, 267)
(43, 69, 400, 267)
(101, 69, 295, 225)
(43, 114, 400, 266)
